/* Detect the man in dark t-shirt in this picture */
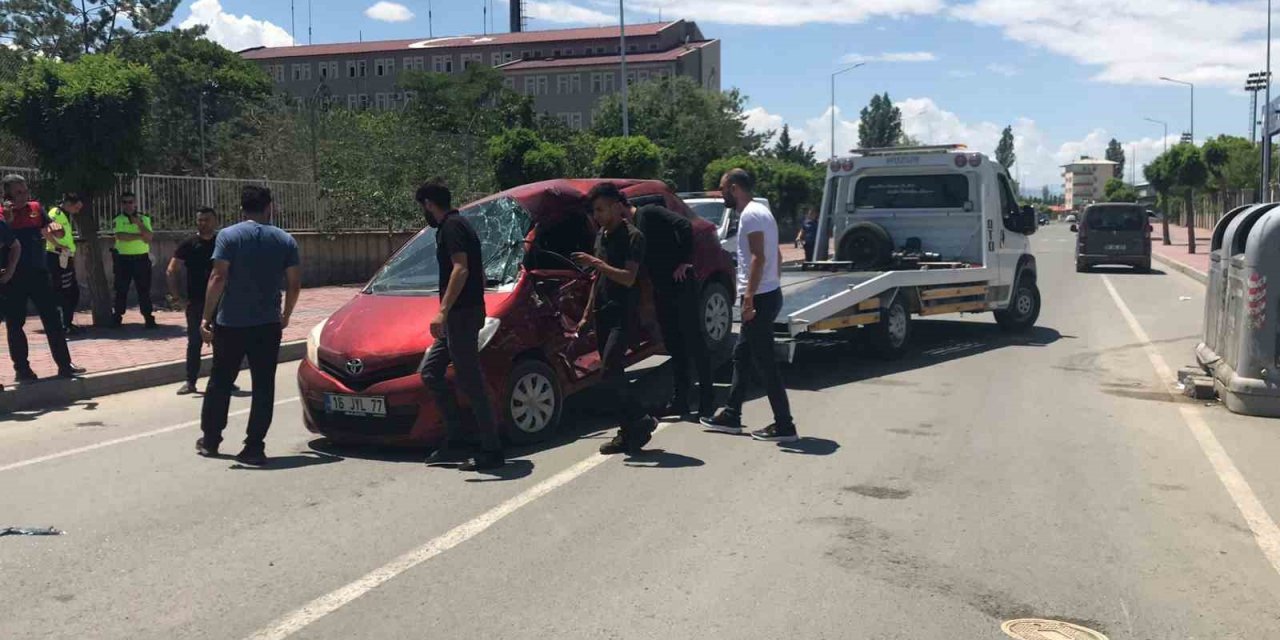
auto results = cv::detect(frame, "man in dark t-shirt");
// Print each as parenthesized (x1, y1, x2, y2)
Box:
(416, 180, 504, 472)
(168, 207, 220, 395)
(575, 183, 658, 455)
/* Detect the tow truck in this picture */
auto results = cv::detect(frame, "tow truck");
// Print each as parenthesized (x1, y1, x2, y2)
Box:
(772, 144, 1041, 362)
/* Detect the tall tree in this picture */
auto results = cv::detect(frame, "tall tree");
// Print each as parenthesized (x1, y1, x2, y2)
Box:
(857, 93, 903, 149)
(0, 54, 153, 324)
(592, 75, 760, 189)
(995, 125, 1016, 170)
(401, 65, 533, 139)
(771, 124, 816, 166)
(595, 136, 664, 179)
(1105, 138, 1126, 180)
(1104, 177, 1138, 202)
(1144, 154, 1174, 245)
(1040, 185, 1051, 202)
(0, 0, 181, 60)
(1163, 143, 1208, 253)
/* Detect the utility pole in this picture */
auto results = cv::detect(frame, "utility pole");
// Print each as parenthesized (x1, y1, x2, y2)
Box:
(1265, 0, 1274, 202)
(291, 0, 296, 44)
(429, 0, 433, 38)
(830, 62, 866, 158)
(619, 0, 629, 137)
(1161, 75, 1197, 252)
(1145, 117, 1171, 245)
(198, 90, 206, 176)
(308, 0, 312, 44)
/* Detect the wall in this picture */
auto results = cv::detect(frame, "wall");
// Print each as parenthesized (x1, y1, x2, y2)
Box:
(69, 229, 417, 308)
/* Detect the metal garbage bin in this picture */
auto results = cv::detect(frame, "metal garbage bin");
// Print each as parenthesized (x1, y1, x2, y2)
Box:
(1199, 202, 1280, 416)
(1198, 204, 1268, 366)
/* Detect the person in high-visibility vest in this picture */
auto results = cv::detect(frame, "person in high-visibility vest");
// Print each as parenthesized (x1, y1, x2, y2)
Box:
(111, 191, 157, 328)
(45, 193, 82, 334)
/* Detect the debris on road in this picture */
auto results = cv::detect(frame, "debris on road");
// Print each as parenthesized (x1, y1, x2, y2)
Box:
(1, 526, 65, 537)
(1180, 296, 1193, 301)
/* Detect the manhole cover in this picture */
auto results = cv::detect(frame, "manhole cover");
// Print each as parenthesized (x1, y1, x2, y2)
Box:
(1001, 619, 1109, 640)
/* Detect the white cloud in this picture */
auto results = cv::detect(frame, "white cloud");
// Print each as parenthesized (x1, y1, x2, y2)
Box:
(364, 1, 414, 23)
(526, 1, 614, 24)
(985, 63, 1019, 77)
(952, 0, 1268, 88)
(179, 0, 293, 50)
(841, 51, 937, 64)
(743, 106, 785, 140)
(543, 0, 944, 26)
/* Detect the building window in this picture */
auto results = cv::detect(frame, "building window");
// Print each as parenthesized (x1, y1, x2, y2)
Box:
(637, 70, 650, 82)
(403, 56, 425, 71)
(625, 71, 636, 86)
(627, 44, 638, 53)
(374, 58, 394, 77)
(568, 74, 581, 94)
(533, 49, 543, 58)
(358, 61, 367, 77)
(552, 49, 561, 57)
(347, 94, 358, 109)
(461, 53, 483, 69)
(359, 93, 370, 110)
(432, 55, 453, 73)
(558, 112, 583, 129)
(492, 52, 503, 66)
(294, 63, 312, 81)
(648, 43, 659, 51)
(564, 48, 575, 56)
(655, 69, 667, 79)
(591, 72, 616, 93)
(596, 46, 607, 54)
(504, 51, 514, 63)
(557, 75, 570, 95)
(502, 77, 515, 90)
(318, 61, 338, 79)
(520, 50, 531, 59)
(375, 93, 389, 110)
(403, 90, 417, 102)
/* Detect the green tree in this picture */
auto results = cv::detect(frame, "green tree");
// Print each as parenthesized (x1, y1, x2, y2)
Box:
(1105, 138, 1125, 179)
(522, 142, 568, 183)
(0, 0, 180, 60)
(595, 135, 664, 179)
(1103, 177, 1138, 202)
(1040, 185, 1051, 202)
(401, 65, 534, 139)
(592, 76, 761, 189)
(995, 125, 1016, 170)
(702, 155, 821, 225)
(1144, 154, 1174, 245)
(857, 93, 903, 149)
(0, 54, 153, 324)
(533, 114, 596, 176)
(771, 124, 816, 166)
(488, 127, 570, 189)
(1164, 143, 1208, 253)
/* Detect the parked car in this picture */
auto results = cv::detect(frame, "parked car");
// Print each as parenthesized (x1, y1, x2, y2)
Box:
(1072, 203, 1152, 272)
(1064, 214, 1078, 224)
(680, 192, 772, 256)
(298, 179, 737, 447)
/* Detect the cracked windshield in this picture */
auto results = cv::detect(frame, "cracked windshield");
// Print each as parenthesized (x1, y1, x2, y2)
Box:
(7, 0, 1280, 639)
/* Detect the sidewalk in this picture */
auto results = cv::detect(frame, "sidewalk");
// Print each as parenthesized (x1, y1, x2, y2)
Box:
(0, 286, 359, 409)
(1151, 223, 1214, 284)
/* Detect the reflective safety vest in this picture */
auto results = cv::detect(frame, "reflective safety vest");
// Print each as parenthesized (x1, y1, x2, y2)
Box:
(113, 213, 153, 256)
(46, 206, 76, 255)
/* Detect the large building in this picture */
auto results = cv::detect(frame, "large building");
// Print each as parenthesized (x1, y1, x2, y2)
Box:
(1062, 158, 1119, 210)
(239, 20, 720, 130)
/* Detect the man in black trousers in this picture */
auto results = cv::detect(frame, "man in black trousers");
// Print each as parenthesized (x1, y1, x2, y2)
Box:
(575, 183, 658, 455)
(633, 199, 715, 420)
(417, 180, 505, 472)
(168, 207, 219, 395)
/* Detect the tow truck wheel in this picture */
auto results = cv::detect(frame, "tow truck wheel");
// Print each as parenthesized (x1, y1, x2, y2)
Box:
(503, 359, 563, 444)
(995, 277, 1041, 332)
(700, 281, 734, 357)
(870, 296, 910, 360)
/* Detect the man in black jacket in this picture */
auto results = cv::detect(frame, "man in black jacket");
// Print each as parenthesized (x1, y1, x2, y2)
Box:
(633, 200, 715, 420)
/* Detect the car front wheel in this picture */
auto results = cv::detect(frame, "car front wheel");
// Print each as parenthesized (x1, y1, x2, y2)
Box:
(503, 359, 563, 444)
(700, 281, 733, 357)
(995, 277, 1041, 332)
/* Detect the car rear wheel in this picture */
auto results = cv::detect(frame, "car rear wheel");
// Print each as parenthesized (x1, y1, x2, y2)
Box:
(503, 359, 563, 444)
(869, 294, 910, 360)
(700, 281, 733, 357)
(1076, 260, 1089, 273)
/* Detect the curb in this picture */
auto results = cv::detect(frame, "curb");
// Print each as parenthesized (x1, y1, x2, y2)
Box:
(1152, 252, 1209, 285)
(0, 340, 306, 415)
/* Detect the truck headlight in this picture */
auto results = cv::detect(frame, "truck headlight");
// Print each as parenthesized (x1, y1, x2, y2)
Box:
(478, 317, 501, 350)
(306, 321, 324, 368)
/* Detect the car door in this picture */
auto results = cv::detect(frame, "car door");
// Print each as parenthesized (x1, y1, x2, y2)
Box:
(994, 173, 1023, 289)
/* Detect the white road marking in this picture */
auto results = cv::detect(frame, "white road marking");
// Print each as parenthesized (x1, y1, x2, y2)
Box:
(1102, 275, 1280, 577)
(246, 423, 671, 640)
(0, 396, 300, 474)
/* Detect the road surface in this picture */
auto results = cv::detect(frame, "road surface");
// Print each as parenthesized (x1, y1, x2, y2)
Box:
(3, 225, 1280, 639)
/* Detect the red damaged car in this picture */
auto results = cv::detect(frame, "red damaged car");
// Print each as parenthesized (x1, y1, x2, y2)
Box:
(298, 179, 736, 446)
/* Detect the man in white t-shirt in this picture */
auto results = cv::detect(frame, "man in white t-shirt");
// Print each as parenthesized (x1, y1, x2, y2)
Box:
(700, 168, 798, 442)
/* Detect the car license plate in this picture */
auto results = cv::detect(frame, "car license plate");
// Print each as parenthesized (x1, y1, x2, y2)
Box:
(324, 394, 386, 417)
(1105, 244, 1126, 251)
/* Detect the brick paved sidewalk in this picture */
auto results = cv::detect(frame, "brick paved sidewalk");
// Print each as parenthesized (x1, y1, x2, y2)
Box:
(0, 286, 360, 387)
(1151, 223, 1214, 280)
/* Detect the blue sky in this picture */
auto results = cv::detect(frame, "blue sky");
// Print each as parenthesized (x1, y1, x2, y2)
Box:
(175, 0, 1273, 191)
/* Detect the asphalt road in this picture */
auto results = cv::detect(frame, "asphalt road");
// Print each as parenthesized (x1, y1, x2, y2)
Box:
(4, 225, 1280, 639)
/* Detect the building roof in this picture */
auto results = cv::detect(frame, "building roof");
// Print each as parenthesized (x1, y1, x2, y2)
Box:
(240, 21, 682, 60)
(1061, 158, 1119, 167)
(496, 41, 714, 71)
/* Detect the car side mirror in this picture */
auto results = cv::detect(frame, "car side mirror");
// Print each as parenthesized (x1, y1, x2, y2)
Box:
(1070, 224, 1079, 233)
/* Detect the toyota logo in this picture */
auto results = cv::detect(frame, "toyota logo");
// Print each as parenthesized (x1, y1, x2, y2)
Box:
(346, 359, 364, 375)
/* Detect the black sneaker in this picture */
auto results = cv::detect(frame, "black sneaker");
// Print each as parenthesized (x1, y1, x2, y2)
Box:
(177, 382, 197, 395)
(751, 423, 799, 443)
(196, 437, 220, 457)
(425, 447, 468, 465)
(65, 324, 83, 335)
(599, 433, 629, 455)
(459, 453, 506, 472)
(235, 446, 268, 466)
(15, 368, 38, 383)
(654, 401, 692, 420)
(700, 409, 742, 435)
(57, 364, 86, 378)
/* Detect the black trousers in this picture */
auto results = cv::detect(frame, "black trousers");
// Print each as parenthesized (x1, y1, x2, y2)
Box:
(200, 323, 282, 448)
(418, 305, 501, 454)
(185, 301, 206, 386)
(654, 279, 714, 409)
(597, 308, 650, 441)
(2, 270, 73, 372)
(726, 288, 793, 426)
(113, 253, 154, 320)
(45, 252, 79, 328)
(803, 242, 816, 262)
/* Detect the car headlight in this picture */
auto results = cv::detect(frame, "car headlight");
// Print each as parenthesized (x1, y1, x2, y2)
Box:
(306, 321, 324, 367)
(478, 317, 501, 351)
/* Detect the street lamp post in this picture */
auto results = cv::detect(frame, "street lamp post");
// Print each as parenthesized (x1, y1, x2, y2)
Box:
(619, 0, 629, 137)
(830, 62, 866, 159)
(1265, 0, 1274, 202)
(1160, 76, 1197, 253)
(1144, 117, 1171, 245)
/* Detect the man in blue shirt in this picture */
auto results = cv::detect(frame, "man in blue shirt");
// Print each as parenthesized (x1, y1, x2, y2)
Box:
(197, 186, 301, 466)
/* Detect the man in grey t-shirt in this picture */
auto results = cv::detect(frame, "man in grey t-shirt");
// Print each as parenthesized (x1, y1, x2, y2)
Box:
(198, 185, 301, 466)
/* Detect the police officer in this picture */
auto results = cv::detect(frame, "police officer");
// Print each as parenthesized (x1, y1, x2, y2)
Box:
(111, 191, 157, 328)
(0, 174, 84, 381)
(574, 183, 658, 455)
(45, 193, 82, 334)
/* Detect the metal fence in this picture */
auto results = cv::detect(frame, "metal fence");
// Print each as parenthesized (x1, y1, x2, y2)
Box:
(1163, 189, 1269, 230)
(1, 166, 338, 232)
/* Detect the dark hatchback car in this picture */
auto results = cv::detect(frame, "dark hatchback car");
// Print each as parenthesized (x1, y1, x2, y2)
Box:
(1073, 203, 1153, 272)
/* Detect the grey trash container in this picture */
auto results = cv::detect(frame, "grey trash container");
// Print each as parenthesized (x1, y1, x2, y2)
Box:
(1198, 204, 1268, 364)
(1200, 203, 1280, 416)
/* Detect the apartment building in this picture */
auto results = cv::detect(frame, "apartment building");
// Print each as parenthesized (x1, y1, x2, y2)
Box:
(239, 20, 720, 129)
(1062, 158, 1119, 210)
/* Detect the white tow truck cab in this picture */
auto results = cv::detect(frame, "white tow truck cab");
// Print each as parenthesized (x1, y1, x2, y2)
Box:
(774, 144, 1040, 362)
